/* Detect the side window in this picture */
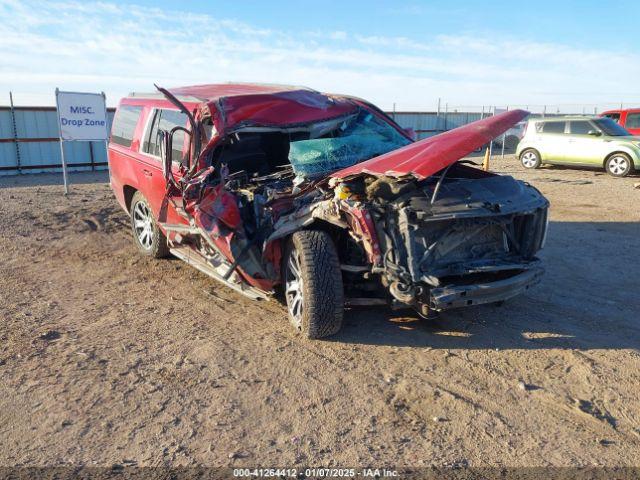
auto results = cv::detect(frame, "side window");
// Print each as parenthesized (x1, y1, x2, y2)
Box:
(604, 113, 621, 123)
(143, 110, 161, 155)
(569, 121, 592, 135)
(542, 122, 566, 134)
(626, 113, 640, 129)
(110, 105, 142, 148)
(143, 109, 189, 162)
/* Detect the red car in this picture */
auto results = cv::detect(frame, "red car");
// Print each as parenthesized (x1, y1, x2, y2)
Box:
(108, 84, 549, 338)
(600, 108, 640, 135)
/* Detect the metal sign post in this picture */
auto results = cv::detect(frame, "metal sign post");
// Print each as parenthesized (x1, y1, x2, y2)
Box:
(101, 91, 111, 186)
(55, 89, 70, 194)
(55, 88, 108, 195)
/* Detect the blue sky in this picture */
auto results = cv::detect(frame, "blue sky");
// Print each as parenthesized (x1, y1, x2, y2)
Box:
(1, 0, 639, 111)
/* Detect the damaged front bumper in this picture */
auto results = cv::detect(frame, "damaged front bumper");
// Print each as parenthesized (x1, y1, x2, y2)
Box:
(369, 174, 550, 314)
(429, 266, 544, 310)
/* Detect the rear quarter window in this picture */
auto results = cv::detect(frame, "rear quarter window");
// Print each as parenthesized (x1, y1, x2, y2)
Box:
(143, 109, 188, 161)
(110, 105, 143, 148)
(541, 122, 566, 134)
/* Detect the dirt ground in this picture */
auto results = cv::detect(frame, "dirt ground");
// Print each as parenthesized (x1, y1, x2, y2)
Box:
(1, 156, 639, 470)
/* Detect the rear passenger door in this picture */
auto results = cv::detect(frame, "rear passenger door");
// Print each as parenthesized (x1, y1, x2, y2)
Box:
(138, 108, 190, 224)
(539, 121, 569, 162)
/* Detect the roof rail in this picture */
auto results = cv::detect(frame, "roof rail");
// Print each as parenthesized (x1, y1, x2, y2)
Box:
(127, 91, 203, 103)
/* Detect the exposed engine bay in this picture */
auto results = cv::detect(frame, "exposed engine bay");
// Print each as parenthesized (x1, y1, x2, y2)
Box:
(172, 122, 548, 317)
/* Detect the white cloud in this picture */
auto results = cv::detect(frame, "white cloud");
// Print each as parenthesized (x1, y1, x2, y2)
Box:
(0, 0, 638, 112)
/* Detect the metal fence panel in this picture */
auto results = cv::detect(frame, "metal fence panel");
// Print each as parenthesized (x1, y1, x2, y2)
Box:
(0, 107, 115, 175)
(390, 112, 485, 140)
(0, 143, 17, 174)
(0, 110, 18, 174)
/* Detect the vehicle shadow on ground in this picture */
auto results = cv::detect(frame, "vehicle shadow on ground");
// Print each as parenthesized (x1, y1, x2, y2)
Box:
(536, 164, 640, 177)
(333, 300, 640, 350)
(330, 220, 640, 350)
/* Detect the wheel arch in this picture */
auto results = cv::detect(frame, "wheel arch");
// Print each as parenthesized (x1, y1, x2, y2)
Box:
(277, 219, 351, 264)
(123, 185, 137, 213)
(520, 147, 541, 160)
(266, 215, 350, 285)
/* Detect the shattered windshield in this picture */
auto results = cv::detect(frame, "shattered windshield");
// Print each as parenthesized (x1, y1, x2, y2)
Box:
(288, 110, 411, 177)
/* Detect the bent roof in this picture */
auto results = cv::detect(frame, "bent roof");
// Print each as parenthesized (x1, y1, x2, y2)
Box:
(165, 83, 360, 130)
(168, 83, 314, 102)
(128, 83, 311, 103)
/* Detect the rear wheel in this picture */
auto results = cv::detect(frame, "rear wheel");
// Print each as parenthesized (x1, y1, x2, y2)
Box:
(520, 149, 541, 169)
(283, 230, 344, 339)
(605, 153, 633, 177)
(130, 191, 169, 258)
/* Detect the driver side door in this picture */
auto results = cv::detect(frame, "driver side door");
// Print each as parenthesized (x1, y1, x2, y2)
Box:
(565, 120, 607, 165)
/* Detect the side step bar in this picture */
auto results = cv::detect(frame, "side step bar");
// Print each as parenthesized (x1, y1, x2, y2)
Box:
(169, 246, 270, 301)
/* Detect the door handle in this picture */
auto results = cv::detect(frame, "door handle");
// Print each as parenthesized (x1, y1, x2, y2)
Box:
(142, 169, 153, 177)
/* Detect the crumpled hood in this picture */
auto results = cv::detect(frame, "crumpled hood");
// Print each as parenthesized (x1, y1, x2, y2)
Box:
(331, 109, 529, 180)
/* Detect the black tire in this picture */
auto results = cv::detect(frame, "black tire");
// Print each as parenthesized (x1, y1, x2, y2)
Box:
(283, 230, 344, 339)
(605, 153, 633, 177)
(130, 191, 170, 258)
(520, 149, 541, 169)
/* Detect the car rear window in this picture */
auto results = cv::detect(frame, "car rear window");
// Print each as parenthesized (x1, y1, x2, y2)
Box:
(110, 105, 142, 148)
(542, 122, 566, 134)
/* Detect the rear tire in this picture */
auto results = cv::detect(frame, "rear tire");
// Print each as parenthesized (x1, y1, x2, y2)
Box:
(605, 153, 633, 177)
(520, 149, 541, 169)
(283, 230, 344, 339)
(130, 191, 170, 258)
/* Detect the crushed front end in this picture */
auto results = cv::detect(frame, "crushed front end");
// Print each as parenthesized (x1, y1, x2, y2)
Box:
(341, 164, 549, 316)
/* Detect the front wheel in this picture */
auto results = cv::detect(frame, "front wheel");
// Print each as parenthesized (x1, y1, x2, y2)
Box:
(605, 153, 633, 177)
(283, 230, 344, 339)
(520, 149, 541, 169)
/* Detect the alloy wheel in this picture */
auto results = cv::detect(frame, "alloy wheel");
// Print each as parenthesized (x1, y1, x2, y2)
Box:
(608, 155, 629, 176)
(133, 201, 154, 250)
(285, 248, 304, 329)
(521, 151, 538, 168)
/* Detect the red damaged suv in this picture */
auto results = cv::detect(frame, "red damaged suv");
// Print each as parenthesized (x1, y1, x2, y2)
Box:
(108, 84, 549, 338)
